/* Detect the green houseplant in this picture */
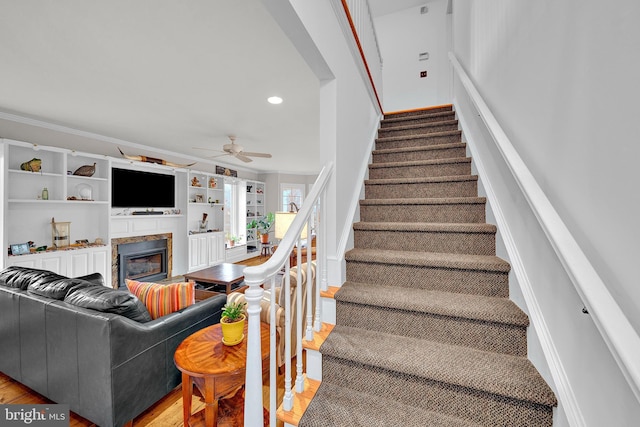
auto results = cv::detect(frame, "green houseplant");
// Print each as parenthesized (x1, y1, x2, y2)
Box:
(257, 212, 275, 243)
(220, 301, 246, 346)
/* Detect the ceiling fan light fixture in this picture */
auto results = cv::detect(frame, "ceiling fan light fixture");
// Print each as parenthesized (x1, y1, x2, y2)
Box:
(267, 96, 283, 105)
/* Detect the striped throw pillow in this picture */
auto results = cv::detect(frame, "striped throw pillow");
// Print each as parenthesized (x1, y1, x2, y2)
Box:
(125, 280, 195, 320)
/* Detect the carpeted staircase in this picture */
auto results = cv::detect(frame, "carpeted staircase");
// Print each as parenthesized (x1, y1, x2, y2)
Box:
(299, 105, 558, 426)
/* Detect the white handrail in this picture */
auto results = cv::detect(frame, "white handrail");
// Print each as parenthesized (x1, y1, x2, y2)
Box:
(242, 161, 334, 426)
(449, 52, 640, 403)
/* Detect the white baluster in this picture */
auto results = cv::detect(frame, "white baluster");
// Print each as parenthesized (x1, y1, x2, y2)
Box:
(283, 260, 293, 411)
(295, 236, 304, 393)
(268, 274, 277, 427)
(305, 213, 314, 342)
(243, 273, 265, 426)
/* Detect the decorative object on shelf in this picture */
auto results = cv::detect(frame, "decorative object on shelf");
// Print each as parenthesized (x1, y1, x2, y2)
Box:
(73, 163, 96, 177)
(200, 213, 208, 232)
(94, 238, 104, 245)
(41, 187, 49, 200)
(195, 194, 204, 203)
(117, 147, 196, 168)
(209, 178, 217, 188)
(191, 176, 201, 187)
(75, 183, 93, 200)
(9, 242, 30, 256)
(220, 301, 246, 346)
(246, 185, 252, 193)
(216, 165, 237, 177)
(51, 218, 71, 248)
(20, 158, 42, 172)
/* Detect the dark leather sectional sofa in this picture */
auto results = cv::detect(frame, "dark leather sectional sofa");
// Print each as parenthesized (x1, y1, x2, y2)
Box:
(0, 266, 226, 427)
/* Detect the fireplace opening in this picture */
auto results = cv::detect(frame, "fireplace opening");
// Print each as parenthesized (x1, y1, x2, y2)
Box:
(117, 239, 168, 288)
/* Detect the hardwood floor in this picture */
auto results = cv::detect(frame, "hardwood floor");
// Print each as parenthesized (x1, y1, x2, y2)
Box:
(0, 255, 290, 426)
(0, 369, 288, 426)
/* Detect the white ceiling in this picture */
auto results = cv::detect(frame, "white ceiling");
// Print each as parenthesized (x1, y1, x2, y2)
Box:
(0, 0, 320, 174)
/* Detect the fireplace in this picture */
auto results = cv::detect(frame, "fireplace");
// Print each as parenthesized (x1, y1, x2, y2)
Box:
(112, 233, 172, 289)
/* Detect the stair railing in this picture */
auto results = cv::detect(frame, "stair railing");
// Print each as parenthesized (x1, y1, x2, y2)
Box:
(337, 0, 384, 113)
(242, 162, 334, 427)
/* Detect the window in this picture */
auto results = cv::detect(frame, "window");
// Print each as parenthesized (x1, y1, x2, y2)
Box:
(224, 180, 247, 245)
(280, 183, 305, 212)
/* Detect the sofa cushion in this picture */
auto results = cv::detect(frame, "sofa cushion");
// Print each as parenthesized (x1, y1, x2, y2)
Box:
(28, 277, 100, 300)
(0, 266, 67, 290)
(64, 285, 153, 323)
(73, 272, 105, 286)
(126, 280, 195, 320)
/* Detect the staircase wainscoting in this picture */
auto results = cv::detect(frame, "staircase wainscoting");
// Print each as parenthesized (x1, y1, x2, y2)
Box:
(299, 105, 558, 426)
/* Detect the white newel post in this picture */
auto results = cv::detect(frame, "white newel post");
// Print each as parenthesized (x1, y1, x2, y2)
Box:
(243, 275, 264, 426)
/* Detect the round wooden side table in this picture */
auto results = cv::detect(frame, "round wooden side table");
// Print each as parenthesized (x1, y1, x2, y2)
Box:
(174, 322, 269, 426)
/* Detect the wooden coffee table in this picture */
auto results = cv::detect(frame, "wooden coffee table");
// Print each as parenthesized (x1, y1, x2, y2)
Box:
(184, 263, 248, 299)
(174, 322, 270, 426)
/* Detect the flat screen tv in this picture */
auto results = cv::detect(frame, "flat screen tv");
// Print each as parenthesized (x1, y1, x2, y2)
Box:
(111, 168, 175, 208)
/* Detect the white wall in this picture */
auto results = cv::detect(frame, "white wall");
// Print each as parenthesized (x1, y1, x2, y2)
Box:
(452, 0, 640, 424)
(374, 0, 451, 111)
(265, 0, 382, 285)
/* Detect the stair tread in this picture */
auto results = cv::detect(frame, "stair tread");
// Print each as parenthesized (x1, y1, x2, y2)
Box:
(376, 129, 461, 143)
(300, 381, 482, 427)
(359, 196, 486, 206)
(337, 281, 528, 326)
(382, 110, 454, 123)
(378, 119, 459, 132)
(365, 174, 478, 185)
(321, 325, 557, 407)
(353, 221, 496, 234)
(345, 248, 510, 272)
(373, 141, 466, 155)
(369, 157, 471, 169)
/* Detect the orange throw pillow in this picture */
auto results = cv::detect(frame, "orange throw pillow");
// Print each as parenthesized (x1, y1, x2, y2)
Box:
(125, 280, 195, 320)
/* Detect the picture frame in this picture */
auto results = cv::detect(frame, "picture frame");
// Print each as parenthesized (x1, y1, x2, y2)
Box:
(10, 242, 30, 255)
(195, 194, 204, 203)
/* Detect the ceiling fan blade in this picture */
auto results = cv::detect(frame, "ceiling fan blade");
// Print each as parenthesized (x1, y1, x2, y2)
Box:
(192, 146, 223, 152)
(235, 154, 253, 163)
(241, 151, 272, 158)
(205, 153, 232, 159)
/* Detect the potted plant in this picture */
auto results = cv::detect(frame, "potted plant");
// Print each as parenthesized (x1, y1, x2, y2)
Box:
(227, 235, 241, 247)
(257, 212, 275, 244)
(220, 301, 246, 346)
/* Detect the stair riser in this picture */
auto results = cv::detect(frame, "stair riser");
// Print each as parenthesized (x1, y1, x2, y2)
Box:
(381, 112, 456, 128)
(376, 132, 462, 150)
(359, 203, 486, 223)
(384, 107, 453, 120)
(335, 303, 527, 356)
(372, 146, 466, 163)
(378, 122, 459, 139)
(369, 162, 471, 180)
(321, 357, 553, 427)
(353, 229, 496, 256)
(365, 180, 477, 199)
(345, 261, 508, 297)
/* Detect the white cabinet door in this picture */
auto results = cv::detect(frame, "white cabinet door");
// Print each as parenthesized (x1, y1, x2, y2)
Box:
(69, 251, 90, 277)
(206, 232, 224, 266)
(68, 246, 110, 283)
(188, 234, 208, 272)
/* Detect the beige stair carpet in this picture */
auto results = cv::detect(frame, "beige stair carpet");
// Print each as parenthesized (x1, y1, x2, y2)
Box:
(299, 105, 557, 426)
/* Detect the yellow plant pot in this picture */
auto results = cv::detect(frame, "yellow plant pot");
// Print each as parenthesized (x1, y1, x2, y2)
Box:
(221, 314, 246, 346)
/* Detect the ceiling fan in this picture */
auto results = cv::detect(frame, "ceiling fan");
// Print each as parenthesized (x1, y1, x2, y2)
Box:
(194, 135, 272, 163)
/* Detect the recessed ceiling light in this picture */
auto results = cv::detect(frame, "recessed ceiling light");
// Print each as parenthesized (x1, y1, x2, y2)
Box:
(267, 96, 283, 105)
